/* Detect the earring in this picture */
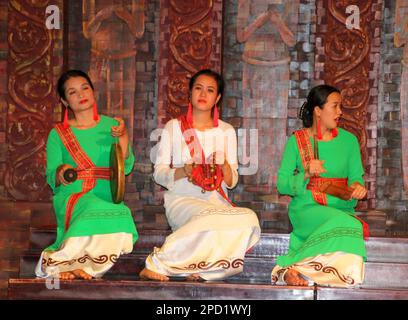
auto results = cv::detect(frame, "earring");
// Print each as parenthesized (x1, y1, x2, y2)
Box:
(213, 105, 219, 127)
(331, 128, 338, 138)
(63, 107, 69, 129)
(187, 102, 193, 125)
(317, 117, 323, 140)
(93, 102, 99, 121)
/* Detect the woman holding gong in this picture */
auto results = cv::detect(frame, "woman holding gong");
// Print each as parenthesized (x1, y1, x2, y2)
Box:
(35, 70, 137, 280)
(271, 85, 368, 287)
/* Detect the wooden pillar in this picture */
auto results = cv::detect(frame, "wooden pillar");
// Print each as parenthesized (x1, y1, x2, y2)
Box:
(5, 0, 64, 201)
(157, 0, 223, 126)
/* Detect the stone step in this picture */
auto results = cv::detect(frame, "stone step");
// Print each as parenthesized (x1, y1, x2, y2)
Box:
(29, 228, 408, 263)
(19, 252, 408, 289)
(7, 278, 315, 300)
(315, 287, 408, 300)
(8, 278, 408, 300)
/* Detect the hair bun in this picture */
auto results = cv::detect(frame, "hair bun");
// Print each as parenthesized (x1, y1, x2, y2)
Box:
(298, 101, 308, 120)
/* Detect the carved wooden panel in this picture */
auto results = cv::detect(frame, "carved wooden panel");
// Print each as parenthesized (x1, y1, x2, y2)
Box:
(157, 0, 223, 125)
(316, 0, 383, 209)
(5, 0, 63, 201)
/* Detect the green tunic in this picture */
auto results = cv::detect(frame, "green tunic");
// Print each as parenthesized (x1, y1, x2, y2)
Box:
(45, 115, 138, 251)
(276, 128, 366, 267)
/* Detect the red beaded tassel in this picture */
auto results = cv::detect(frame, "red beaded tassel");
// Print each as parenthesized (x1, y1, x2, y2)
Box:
(187, 102, 193, 125)
(63, 107, 69, 129)
(317, 118, 323, 140)
(213, 105, 219, 127)
(93, 101, 99, 121)
(331, 128, 338, 137)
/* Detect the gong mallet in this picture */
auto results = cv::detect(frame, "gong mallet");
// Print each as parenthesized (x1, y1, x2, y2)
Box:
(63, 168, 77, 183)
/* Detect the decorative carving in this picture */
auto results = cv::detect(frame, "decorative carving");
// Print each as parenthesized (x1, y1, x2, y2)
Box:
(323, 0, 373, 163)
(5, 0, 63, 201)
(236, 0, 299, 191)
(325, 1, 372, 163)
(82, 0, 145, 145)
(169, 21, 213, 73)
(317, 0, 382, 208)
(170, 0, 213, 26)
(159, 0, 221, 122)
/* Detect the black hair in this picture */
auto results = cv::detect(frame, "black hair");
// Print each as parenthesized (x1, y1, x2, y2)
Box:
(188, 69, 224, 102)
(298, 84, 341, 127)
(57, 69, 94, 100)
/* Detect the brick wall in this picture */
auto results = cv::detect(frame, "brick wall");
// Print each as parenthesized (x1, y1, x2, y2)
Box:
(66, 0, 161, 226)
(222, 0, 316, 232)
(377, 0, 408, 234)
(0, 0, 407, 235)
(130, 0, 162, 225)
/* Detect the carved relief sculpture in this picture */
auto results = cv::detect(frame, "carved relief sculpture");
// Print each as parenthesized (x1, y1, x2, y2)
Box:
(317, 0, 382, 209)
(323, 1, 373, 163)
(82, 0, 145, 145)
(236, 0, 299, 192)
(165, 0, 216, 120)
(5, 0, 63, 201)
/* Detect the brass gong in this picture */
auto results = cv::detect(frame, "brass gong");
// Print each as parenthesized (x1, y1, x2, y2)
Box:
(110, 143, 125, 203)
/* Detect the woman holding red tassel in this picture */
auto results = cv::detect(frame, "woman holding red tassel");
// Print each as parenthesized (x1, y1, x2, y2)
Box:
(35, 70, 137, 280)
(271, 85, 368, 287)
(140, 69, 260, 281)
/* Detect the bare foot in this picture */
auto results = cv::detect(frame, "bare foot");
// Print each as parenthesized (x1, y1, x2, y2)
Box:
(186, 273, 203, 282)
(71, 269, 93, 280)
(139, 268, 169, 281)
(284, 269, 309, 286)
(59, 271, 75, 280)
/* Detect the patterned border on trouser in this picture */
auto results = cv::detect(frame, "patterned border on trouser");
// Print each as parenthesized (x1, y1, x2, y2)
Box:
(285, 227, 363, 258)
(42, 254, 118, 266)
(173, 258, 244, 271)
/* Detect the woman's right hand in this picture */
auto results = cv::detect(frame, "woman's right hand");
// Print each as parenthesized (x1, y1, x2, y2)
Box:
(174, 163, 193, 182)
(305, 159, 326, 179)
(183, 163, 193, 181)
(56, 164, 74, 186)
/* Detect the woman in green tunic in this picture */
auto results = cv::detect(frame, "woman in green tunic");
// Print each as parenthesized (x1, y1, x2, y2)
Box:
(271, 85, 368, 287)
(35, 70, 137, 280)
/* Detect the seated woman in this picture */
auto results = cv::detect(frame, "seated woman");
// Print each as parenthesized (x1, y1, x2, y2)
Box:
(271, 85, 368, 287)
(35, 70, 138, 280)
(140, 69, 261, 281)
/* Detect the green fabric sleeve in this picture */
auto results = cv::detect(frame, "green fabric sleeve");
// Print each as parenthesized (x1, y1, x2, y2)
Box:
(110, 116, 135, 175)
(347, 135, 365, 186)
(46, 129, 62, 192)
(124, 144, 135, 175)
(277, 135, 309, 196)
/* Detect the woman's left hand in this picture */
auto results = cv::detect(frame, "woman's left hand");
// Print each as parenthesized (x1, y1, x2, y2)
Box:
(207, 151, 234, 187)
(207, 150, 226, 166)
(350, 182, 367, 200)
(111, 117, 129, 159)
(111, 117, 127, 138)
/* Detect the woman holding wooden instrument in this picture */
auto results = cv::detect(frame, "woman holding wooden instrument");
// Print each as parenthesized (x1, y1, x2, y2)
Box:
(271, 85, 368, 287)
(35, 70, 137, 280)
